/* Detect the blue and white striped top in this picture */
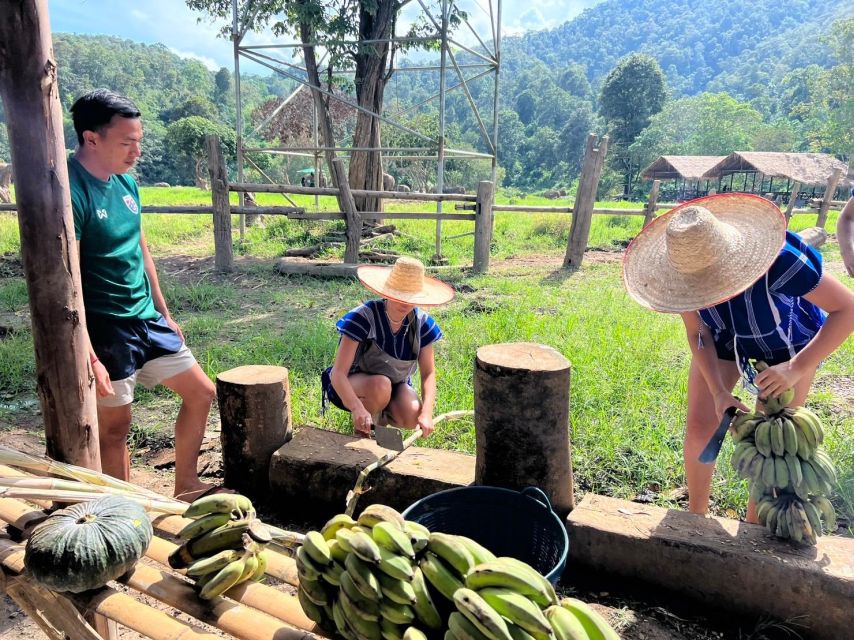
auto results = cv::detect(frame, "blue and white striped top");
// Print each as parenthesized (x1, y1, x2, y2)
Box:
(698, 231, 825, 366)
(336, 300, 443, 372)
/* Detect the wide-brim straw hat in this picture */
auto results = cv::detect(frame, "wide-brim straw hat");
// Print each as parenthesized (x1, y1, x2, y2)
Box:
(623, 193, 787, 313)
(357, 257, 455, 306)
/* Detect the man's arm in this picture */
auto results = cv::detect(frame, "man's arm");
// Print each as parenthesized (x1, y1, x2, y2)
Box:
(77, 240, 114, 397)
(837, 193, 854, 277)
(139, 230, 183, 340)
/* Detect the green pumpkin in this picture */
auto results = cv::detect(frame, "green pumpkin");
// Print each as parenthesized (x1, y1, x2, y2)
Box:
(25, 494, 153, 593)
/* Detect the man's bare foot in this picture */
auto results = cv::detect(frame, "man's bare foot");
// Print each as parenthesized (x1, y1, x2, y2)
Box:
(174, 482, 235, 502)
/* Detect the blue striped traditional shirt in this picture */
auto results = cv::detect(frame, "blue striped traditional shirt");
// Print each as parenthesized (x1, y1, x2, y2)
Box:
(698, 231, 825, 368)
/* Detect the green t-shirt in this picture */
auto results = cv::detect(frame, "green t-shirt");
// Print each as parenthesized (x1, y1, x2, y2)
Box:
(69, 157, 156, 320)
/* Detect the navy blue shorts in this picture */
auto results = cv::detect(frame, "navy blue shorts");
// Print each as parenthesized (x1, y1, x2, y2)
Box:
(88, 314, 184, 381)
(321, 367, 348, 411)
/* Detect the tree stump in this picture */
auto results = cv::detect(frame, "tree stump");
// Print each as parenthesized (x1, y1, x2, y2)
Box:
(474, 343, 574, 516)
(798, 226, 827, 249)
(217, 365, 293, 495)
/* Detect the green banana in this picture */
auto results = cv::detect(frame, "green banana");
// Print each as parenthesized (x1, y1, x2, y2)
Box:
(300, 574, 331, 606)
(346, 552, 383, 601)
(466, 559, 555, 608)
(374, 521, 416, 560)
(178, 512, 233, 540)
(420, 550, 465, 601)
(449, 611, 493, 640)
(296, 546, 325, 582)
(403, 521, 431, 554)
(333, 596, 358, 640)
(350, 530, 384, 565)
(250, 550, 268, 582)
(456, 536, 497, 566)
(560, 598, 620, 640)
(802, 459, 831, 494)
(774, 455, 790, 490)
(298, 585, 328, 626)
(755, 497, 774, 523)
(784, 453, 803, 489)
(760, 457, 776, 490)
(339, 592, 383, 640)
(199, 556, 247, 600)
(329, 538, 349, 564)
(477, 587, 553, 640)
(185, 549, 241, 577)
(337, 527, 357, 554)
(754, 419, 773, 457)
(811, 496, 837, 532)
(184, 493, 252, 519)
(491, 557, 558, 606)
(791, 408, 819, 449)
(781, 417, 798, 456)
(731, 411, 760, 441)
(763, 503, 781, 534)
(340, 571, 381, 619)
(402, 627, 429, 640)
(410, 567, 443, 630)
(454, 588, 513, 640)
(544, 605, 588, 640)
(322, 513, 357, 540)
(769, 417, 785, 457)
(358, 504, 406, 530)
(380, 618, 406, 640)
(505, 622, 538, 640)
(811, 449, 839, 487)
(378, 545, 415, 581)
(303, 530, 333, 566)
(775, 501, 789, 539)
(428, 533, 476, 577)
(379, 600, 415, 625)
(377, 570, 417, 605)
(188, 519, 258, 557)
(794, 425, 813, 460)
(320, 559, 344, 586)
(238, 553, 259, 585)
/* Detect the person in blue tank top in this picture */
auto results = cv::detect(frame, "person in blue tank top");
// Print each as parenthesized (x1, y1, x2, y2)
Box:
(623, 194, 854, 520)
(69, 89, 219, 502)
(322, 257, 455, 438)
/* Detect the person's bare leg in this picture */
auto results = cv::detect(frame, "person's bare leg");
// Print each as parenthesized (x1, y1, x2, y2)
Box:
(160, 364, 216, 500)
(684, 358, 741, 515)
(97, 404, 133, 480)
(386, 384, 421, 429)
(346, 373, 393, 419)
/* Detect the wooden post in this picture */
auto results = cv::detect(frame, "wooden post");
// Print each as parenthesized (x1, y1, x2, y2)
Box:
(816, 168, 842, 229)
(474, 343, 574, 517)
(206, 135, 233, 272)
(333, 157, 361, 264)
(643, 179, 661, 227)
(473, 180, 495, 273)
(563, 134, 609, 268)
(217, 365, 293, 495)
(784, 180, 801, 222)
(0, 0, 100, 469)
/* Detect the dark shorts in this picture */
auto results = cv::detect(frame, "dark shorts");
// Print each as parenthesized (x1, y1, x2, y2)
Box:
(320, 367, 414, 413)
(88, 313, 185, 381)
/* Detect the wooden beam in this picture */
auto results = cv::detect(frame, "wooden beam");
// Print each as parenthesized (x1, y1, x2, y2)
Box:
(0, 0, 100, 468)
(643, 180, 661, 227)
(206, 135, 233, 272)
(564, 134, 609, 268)
(816, 168, 843, 229)
(332, 157, 361, 264)
(473, 181, 495, 274)
(276, 260, 359, 278)
(784, 181, 801, 221)
(229, 182, 477, 202)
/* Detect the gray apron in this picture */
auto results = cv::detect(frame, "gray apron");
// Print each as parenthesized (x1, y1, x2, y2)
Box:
(354, 311, 420, 385)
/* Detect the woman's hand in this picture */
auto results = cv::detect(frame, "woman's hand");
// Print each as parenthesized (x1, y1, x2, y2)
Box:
(713, 390, 750, 419)
(92, 360, 114, 398)
(351, 406, 373, 437)
(755, 361, 803, 399)
(416, 412, 434, 438)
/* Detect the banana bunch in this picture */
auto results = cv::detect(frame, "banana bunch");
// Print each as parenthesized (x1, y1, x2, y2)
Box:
(728, 366, 839, 546)
(296, 504, 620, 640)
(755, 493, 837, 545)
(168, 492, 271, 600)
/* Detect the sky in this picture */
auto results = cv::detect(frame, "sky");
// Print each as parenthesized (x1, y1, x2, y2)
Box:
(48, 0, 604, 73)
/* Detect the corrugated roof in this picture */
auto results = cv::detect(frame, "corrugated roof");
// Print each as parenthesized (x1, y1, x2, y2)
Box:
(702, 152, 851, 186)
(640, 156, 727, 181)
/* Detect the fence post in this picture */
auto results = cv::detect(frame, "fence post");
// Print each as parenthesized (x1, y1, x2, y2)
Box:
(784, 180, 801, 222)
(206, 135, 233, 272)
(563, 134, 609, 268)
(816, 168, 842, 229)
(473, 181, 495, 273)
(332, 158, 361, 264)
(643, 179, 661, 227)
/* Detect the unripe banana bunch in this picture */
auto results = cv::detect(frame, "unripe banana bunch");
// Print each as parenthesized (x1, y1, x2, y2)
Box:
(168, 492, 271, 599)
(297, 504, 620, 640)
(755, 493, 837, 545)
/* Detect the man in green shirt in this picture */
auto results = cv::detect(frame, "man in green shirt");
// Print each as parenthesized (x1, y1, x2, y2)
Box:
(70, 89, 219, 502)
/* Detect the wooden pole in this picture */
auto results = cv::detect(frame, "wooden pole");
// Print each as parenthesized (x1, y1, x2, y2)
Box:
(563, 134, 609, 268)
(816, 168, 843, 229)
(0, 0, 100, 469)
(217, 365, 293, 496)
(333, 157, 362, 264)
(206, 135, 233, 272)
(472, 180, 495, 273)
(643, 179, 661, 227)
(784, 180, 801, 222)
(474, 343, 574, 516)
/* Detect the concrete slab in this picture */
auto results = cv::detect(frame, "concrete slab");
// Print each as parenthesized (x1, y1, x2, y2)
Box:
(567, 494, 854, 640)
(269, 426, 475, 519)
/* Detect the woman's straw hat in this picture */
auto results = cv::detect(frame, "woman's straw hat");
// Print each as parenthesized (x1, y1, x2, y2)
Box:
(357, 257, 455, 306)
(622, 194, 787, 313)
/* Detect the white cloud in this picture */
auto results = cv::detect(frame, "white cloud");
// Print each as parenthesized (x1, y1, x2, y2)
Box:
(168, 48, 221, 71)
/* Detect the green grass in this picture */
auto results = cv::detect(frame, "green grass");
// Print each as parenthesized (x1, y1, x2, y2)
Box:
(0, 188, 851, 527)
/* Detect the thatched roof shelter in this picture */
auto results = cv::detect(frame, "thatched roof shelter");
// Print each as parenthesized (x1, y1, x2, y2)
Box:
(702, 152, 851, 187)
(641, 156, 726, 181)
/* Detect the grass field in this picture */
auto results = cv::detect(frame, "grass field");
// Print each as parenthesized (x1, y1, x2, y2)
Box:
(0, 188, 851, 528)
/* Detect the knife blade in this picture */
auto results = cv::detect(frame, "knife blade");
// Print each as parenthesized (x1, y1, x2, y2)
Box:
(698, 406, 739, 464)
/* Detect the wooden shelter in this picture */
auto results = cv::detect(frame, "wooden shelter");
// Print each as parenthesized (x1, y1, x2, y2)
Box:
(640, 155, 726, 201)
(702, 152, 852, 203)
